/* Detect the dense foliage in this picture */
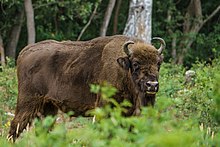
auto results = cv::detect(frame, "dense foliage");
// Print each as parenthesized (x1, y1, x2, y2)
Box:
(0, 57, 220, 146)
(0, 0, 219, 65)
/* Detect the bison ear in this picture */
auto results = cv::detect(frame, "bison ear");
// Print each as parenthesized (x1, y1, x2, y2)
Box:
(117, 57, 131, 70)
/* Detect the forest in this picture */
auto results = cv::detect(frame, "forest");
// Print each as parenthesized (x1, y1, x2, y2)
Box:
(0, 0, 220, 146)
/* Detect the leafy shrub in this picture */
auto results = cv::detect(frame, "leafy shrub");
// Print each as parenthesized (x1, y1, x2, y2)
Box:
(0, 62, 18, 135)
(0, 64, 17, 110)
(211, 73, 220, 125)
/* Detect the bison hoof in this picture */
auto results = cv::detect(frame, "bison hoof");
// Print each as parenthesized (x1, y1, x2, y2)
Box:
(7, 134, 14, 142)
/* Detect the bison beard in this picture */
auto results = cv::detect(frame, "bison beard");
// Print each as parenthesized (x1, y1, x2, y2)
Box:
(8, 35, 165, 141)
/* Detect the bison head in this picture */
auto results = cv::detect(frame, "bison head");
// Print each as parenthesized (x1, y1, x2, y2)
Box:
(117, 38, 165, 108)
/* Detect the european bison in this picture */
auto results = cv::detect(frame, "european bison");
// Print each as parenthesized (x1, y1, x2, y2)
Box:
(8, 35, 165, 140)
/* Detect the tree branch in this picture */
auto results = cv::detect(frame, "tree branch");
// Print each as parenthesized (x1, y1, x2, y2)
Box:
(33, 1, 63, 9)
(202, 5, 220, 27)
(77, 2, 100, 41)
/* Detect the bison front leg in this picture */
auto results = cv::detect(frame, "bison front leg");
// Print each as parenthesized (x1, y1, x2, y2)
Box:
(8, 111, 33, 141)
(8, 96, 44, 141)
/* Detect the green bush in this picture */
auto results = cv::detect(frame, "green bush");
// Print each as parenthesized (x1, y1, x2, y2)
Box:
(0, 62, 18, 136)
(0, 63, 18, 110)
(212, 74, 220, 125)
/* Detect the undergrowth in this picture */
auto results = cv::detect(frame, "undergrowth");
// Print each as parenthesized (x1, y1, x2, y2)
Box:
(0, 58, 220, 146)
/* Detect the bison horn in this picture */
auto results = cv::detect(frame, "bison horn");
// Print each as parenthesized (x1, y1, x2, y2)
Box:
(123, 41, 134, 56)
(152, 37, 166, 54)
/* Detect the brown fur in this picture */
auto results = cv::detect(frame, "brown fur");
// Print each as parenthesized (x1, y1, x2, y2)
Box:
(8, 35, 163, 140)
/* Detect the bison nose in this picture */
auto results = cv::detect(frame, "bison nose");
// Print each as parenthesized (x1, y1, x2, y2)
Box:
(145, 81, 159, 94)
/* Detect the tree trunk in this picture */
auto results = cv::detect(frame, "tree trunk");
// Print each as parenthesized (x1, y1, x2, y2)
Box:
(177, 0, 202, 64)
(113, 0, 122, 34)
(100, 0, 116, 36)
(171, 35, 177, 63)
(177, 0, 220, 64)
(5, 10, 24, 59)
(123, 0, 153, 43)
(167, 8, 177, 63)
(24, 0, 35, 44)
(0, 33, 6, 66)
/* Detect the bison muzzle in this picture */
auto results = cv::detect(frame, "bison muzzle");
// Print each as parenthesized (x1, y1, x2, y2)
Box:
(8, 35, 165, 141)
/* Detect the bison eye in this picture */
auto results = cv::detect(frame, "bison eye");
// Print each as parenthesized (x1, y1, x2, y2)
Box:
(132, 62, 140, 71)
